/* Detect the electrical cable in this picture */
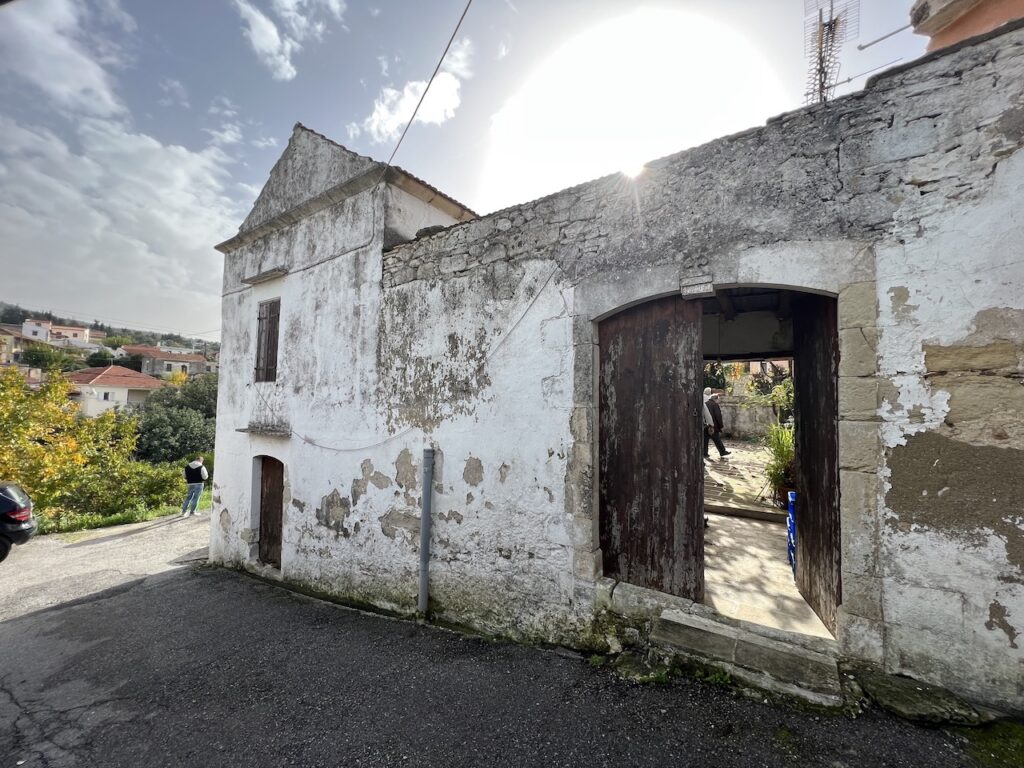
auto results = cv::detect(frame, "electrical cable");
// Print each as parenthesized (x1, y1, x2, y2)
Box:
(377, 0, 474, 178)
(238, 0, 481, 454)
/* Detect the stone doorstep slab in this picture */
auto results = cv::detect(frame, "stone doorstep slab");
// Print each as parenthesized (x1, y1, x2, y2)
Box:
(652, 609, 842, 698)
(703, 501, 787, 524)
(606, 580, 836, 657)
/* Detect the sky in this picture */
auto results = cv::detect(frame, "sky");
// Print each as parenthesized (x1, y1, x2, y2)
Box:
(0, 0, 926, 340)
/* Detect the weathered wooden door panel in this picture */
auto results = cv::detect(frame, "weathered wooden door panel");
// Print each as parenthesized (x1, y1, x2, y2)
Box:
(259, 456, 284, 568)
(792, 293, 841, 634)
(599, 296, 704, 600)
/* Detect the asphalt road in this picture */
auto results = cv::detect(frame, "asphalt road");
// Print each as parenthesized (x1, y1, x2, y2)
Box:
(0, 516, 974, 767)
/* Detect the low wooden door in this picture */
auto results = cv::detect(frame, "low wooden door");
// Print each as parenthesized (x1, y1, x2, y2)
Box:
(599, 296, 704, 600)
(792, 293, 841, 634)
(259, 457, 284, 568)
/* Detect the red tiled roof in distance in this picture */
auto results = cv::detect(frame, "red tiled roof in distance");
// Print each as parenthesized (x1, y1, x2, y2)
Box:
(65, 366, 165, 389)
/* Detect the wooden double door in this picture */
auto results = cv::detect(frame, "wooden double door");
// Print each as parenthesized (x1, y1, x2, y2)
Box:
(598, 293, 840, 633)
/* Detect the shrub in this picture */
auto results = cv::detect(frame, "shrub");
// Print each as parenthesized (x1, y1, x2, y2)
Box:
(763, 423, 796, 507)
(132, 462, 186, 510)
(0, 368, 187, 529)
(745, 375, 794, 424)
(136, 402, 215, 463)
(703, 362, 727, 390)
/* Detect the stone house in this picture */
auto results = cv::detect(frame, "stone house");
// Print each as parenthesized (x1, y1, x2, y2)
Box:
(211, 23, 1024, 713)
(118, 345, 216, 378)
(0, 324, 33, 365)
(66, 365, 165, 416)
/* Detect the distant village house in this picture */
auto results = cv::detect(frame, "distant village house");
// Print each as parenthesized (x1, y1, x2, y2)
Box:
(66, 365, 164, 416)
(116, 344, 218, 378)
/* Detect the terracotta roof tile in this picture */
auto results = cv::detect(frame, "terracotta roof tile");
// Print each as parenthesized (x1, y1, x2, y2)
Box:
(66, 366, 165, 389)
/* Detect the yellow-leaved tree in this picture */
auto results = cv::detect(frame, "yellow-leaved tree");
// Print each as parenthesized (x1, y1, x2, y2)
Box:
(0, 368, 183, 530)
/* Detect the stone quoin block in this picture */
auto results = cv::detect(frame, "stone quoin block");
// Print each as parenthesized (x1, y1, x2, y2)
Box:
(839, 376, 881, 421)
(839, 422, 881, 473)
(840, 469, 880, 576)
(840, 572, 883, 622)
(838, 281, 879, 329)
(838, 327, 880, 378)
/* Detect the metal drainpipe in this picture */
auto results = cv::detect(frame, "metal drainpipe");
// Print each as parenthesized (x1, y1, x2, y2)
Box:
(418, 448, 435, 617)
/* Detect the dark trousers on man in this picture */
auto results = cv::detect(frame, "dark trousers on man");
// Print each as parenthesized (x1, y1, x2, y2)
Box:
(704, 430, 727, 458)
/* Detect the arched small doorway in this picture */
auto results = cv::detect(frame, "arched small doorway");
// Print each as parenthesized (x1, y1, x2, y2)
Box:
(257, 456, 284, 568)
(597, 288, 841, 634)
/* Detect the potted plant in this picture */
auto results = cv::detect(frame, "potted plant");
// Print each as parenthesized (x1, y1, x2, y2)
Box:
(763, 422, 796, 508)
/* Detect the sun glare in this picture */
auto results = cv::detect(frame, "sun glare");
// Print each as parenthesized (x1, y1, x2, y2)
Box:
(479, 8, 793, 213)
(621, 162, 646, 179)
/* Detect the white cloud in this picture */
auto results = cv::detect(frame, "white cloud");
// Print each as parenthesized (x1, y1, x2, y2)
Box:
(158, 78, 190, 109)
(209, 95, 240, 118)
(93, 0, 137, 33)
(0, 0, 124, 117)
(0, 0, 247, 334)
(0, 113, 244, 333)
(497, 42, 509, 60)
(251, 136, 279, 149)
(369, 7, 381, 17)
(205, 122, 245, 146)
(233, 0, 347, 81)
(233, 0, 298, 81)
(442, 38, 473, 79)
(351, 39, 472, 145)
(357, 72, 462, 144)
(377, 54, 389, 77)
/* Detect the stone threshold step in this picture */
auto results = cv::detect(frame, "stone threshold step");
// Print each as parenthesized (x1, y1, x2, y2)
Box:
(704, 500, 787, 523)
(651, 608, 842, 706)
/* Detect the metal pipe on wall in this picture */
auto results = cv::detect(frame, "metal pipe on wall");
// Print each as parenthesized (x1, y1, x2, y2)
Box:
(418, 447, 435, 616)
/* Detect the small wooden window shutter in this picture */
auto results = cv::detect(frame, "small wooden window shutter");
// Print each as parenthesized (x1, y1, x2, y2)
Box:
(255, 299, 280, 382)
(265, 299, 280, 381)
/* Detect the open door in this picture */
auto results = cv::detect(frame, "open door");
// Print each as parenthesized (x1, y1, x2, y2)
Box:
(599, 295, 704, 600)
(259, 456, 284, 568)
(792, 293, 841, 634)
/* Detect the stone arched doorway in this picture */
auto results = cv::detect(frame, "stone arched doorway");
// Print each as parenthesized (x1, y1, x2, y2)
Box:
(596, 287, 841, 634)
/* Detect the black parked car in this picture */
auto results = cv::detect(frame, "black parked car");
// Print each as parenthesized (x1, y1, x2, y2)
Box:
(0, 483, 38, 562)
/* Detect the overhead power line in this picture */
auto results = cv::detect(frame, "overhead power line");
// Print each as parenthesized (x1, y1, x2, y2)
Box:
(379, 0, 474, 177)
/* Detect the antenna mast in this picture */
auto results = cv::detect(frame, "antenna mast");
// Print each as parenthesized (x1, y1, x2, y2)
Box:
(804, 0, 860, 105)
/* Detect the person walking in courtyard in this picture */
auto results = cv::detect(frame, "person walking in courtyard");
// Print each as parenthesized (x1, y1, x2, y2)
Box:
(181, 456, 208, 517)
(703, 388, 731, 460)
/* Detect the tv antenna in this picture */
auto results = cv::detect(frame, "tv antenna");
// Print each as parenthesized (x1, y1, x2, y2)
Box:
(804, 0, 860, 105)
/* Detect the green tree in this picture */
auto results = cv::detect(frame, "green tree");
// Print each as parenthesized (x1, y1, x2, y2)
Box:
(86, 349, 114, 367)
(21, 344, 84, 371)
(746, 376, 794, 423)
(102, 335, 134, 348)
(177, 373, 218, 419)
(0, 368, 181, 524)
(0, 304, 28, 324)
(703, 362, 727, 390)
(136, 402, 215, 463)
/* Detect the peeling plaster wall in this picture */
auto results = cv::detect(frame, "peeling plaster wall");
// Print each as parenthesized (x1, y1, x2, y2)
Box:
(212, 25, 1024, 710)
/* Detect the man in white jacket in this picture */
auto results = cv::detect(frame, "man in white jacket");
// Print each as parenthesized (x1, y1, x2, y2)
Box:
(181, 456, 209, 517)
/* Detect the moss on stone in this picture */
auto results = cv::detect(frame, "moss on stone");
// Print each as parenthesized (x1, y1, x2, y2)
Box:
(957, 721, 1024, 768)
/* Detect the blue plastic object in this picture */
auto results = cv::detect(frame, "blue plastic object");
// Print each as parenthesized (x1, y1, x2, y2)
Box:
(786, 491, 797, 576)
